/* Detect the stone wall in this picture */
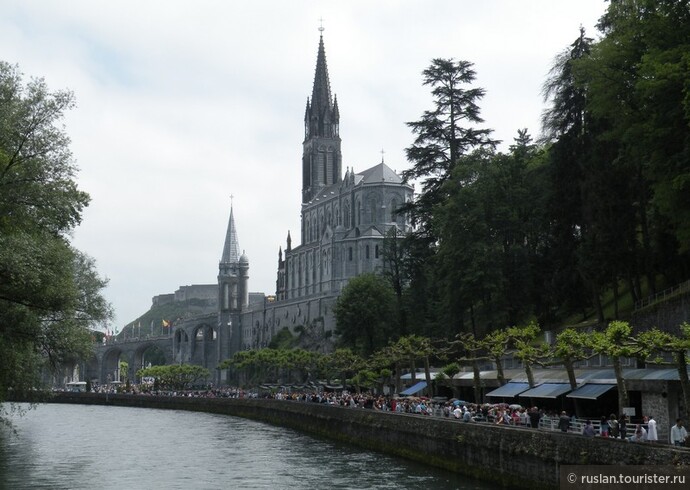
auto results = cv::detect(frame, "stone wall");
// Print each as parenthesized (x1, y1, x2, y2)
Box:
(632, 292, 690, 333)
(49, 393, 690, 489)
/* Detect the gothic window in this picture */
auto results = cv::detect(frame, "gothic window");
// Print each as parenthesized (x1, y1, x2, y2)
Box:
(375, 244, 379, 259)
(365, 245, 370, 259)
(357, 200, 361, 226)
(223, 283, 229, 309)
(344, 203, 350, 228)
(390, 198, 398, 223)
(335, 205, 340, 226)
(348, 247, 353, 261)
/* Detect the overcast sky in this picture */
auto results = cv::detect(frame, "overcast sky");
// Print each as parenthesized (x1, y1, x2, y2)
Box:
(1, 0, 607, 331)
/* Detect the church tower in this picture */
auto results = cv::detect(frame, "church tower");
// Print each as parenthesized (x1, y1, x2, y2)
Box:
(302, 30, 342, 203)
(217, 202, 248, 360)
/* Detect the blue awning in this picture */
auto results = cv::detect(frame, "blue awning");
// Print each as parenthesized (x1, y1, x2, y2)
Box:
(519, 383, 572, 399)
(485, 382, 530, 398)
(566, 383, 616, 400)
(400, 381, 427, 395)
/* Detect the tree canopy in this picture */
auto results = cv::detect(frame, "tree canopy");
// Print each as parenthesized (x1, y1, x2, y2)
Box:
(0, 61, 111, 406)
(333, 273, 396, 357)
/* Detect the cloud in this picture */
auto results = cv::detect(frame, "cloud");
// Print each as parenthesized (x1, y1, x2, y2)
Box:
(0, 0, 607, 328)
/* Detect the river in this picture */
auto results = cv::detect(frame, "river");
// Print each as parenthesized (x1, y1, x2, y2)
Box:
(0, 403, 498, 489)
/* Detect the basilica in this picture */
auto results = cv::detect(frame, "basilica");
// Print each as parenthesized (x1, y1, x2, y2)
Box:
(218, 32, 413, 355)
(162, 32, 414, 367)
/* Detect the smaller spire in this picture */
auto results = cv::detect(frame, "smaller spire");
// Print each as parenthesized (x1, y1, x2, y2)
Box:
(220, 198, 240, 264)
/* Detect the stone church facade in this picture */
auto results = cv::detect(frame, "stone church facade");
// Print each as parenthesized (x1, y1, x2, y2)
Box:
(180, 33, 413, 367)
(234, 33, 412, 354)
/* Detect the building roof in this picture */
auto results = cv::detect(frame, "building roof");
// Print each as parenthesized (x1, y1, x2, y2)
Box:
(485, 382, 531, 398)
(519, 383, 572, 399)
(357, 162, 404, 185)
(566, 383, 616, 400)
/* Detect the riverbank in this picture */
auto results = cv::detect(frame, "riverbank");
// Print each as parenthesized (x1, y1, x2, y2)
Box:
(45, 392, 690, 489)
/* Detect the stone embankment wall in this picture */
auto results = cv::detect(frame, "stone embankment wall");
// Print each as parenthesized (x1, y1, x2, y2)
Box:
(49, 393, 690, 489)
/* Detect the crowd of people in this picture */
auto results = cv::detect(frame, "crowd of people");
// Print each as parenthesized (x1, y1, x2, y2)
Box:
(76, 383, 690, 447)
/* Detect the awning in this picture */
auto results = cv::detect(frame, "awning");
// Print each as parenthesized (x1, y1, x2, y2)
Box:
(400, 381, 427, 396)
(401, 371, 444, 380)
(566, 383, 616, 400)
(485, 382, 530, 398)
(519, 383, 572, 399)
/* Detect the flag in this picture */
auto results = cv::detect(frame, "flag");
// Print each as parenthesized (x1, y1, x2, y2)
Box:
(162, 319, 170, 328)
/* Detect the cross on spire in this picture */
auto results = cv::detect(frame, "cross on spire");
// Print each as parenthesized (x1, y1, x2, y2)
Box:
(380, 148, 385, 163)
(318, 17, 325, 33)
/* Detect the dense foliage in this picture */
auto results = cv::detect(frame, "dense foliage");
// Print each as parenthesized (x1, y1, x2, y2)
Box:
(385, 0, 690, 340)
(136, 364, 210, 391)
(0, 62, 111, 406)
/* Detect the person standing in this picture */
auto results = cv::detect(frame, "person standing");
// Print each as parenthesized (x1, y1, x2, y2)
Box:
(582, 420, 595, 437)
(671, 418, 688, 447)
(609, 414, 619, 438)
(619, 414, 628, 439)
(558, 411, 571, 433)
(600, 416, 609, 438)
(528, 407, 541, 429)
(646, 415, 658, 442)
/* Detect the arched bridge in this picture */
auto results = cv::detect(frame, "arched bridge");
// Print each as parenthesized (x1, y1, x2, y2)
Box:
(86, 313, 231, 385)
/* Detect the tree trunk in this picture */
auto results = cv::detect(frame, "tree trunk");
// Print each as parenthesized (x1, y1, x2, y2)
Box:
(394, 361, 402, 394)
(594, 290, 604, 323)
(496, 358, 506, 386)
(525, 362, 535, 388)
(613, 281, 619, 319)
(676, 350, 690, 419)
(470, 304, 477, 337)
(613, 357, 629, 412)
(565, 359, 577, 389)
(636, 167, 656, 296)
(472, 361, 482, 404)
(424, 356, 432, 397)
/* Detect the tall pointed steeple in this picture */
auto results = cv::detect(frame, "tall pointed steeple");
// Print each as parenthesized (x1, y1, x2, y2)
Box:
(220, 203, 240, 264)
(309, 33, 332, 132)
(302, 29, 342, 203)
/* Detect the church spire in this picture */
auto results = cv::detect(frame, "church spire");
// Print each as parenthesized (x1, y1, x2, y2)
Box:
(310, 32, 332, 127)
(302, 28, 342, 203)
(220, 202, 240, 264)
